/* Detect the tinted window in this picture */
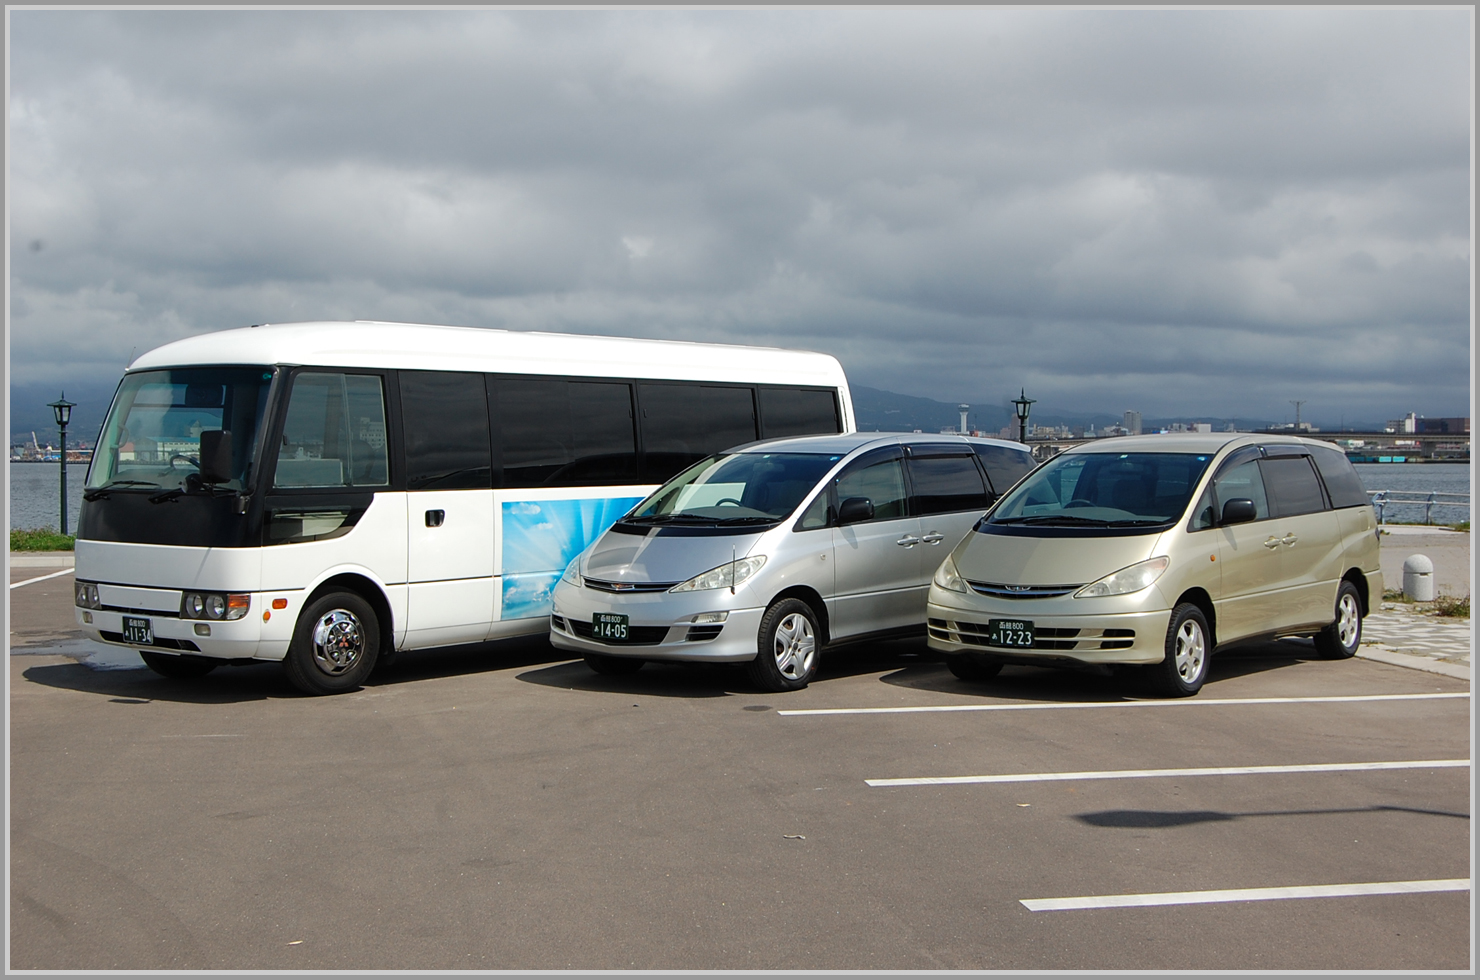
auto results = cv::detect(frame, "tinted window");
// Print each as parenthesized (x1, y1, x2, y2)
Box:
(759, 387, 840, 439)
(835, 455, 907, 521)
(274, 373, 388, 488)
(628, 452, 841, 523)
(491, 378, 637, 488)
(907, 455, 990, 516)
(638, 383, 757, 482)
(990, 452, 1213, 525)
(1213, 460, 1269, 521)
(974, 444, 1035, 494)
(1260, 456, 1327, 518)
(1311, 446, 1370, 509)
(400, 371, 492, 490)
(1190, 486, 1217, 530)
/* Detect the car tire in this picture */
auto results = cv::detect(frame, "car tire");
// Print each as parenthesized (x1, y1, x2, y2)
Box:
(1313, 581, 1363, 660)
(283, 591, 380, 696)
(1148, 602, 1211, 697)
(584, 652, 644, 676)
(748, 598, 820, 692)
(140, 651, 219, 679)
(946, 653, 1003, 682)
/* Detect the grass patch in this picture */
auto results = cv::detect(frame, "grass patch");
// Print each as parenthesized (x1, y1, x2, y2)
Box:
(9, 527, 75, 552)
(1433, 594, 1470, 618)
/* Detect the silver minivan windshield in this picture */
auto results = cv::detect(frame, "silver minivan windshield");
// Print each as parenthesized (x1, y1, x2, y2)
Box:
(627, 452, 841, 526)
(988, 451, 1214, 528)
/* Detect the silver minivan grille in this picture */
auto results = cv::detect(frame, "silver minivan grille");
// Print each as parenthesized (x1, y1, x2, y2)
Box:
(967, 581, 1081, 599)
(583, 578, 677, 594)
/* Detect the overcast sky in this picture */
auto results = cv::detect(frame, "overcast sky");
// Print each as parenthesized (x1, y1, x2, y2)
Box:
(8, 8, 1472, 425)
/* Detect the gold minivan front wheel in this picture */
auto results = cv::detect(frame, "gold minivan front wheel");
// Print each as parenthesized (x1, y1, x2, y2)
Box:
(1150, 603, 1211, 697)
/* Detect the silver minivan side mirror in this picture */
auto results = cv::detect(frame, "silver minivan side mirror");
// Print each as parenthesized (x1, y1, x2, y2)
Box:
(836, 496, 875, 525)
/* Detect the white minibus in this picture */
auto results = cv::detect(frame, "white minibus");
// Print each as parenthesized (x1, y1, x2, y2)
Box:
(73, 321, 854, 694)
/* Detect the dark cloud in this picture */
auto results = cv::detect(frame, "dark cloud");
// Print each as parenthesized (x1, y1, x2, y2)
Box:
(8, 8, 1470, 424)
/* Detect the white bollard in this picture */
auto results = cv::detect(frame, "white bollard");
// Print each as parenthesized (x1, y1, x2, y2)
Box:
(1402, 554, 1435, 602)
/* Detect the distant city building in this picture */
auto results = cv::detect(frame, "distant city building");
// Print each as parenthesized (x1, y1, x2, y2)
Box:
(1416, 417, 1470, 434)
(1385, 413, 1419, 434)
(1123, 410, 1142, 435)
(1193, 422, 1212, 433)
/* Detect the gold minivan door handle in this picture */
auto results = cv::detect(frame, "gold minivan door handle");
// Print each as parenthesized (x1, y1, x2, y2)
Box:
(1263, 536, 1281, 549)
(1282, 533, 1298, 546)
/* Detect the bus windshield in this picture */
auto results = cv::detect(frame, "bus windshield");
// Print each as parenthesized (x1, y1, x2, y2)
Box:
(87, 367, 276, 493)
(988, 452, 1214, 528)
(627, 452, 841, 525)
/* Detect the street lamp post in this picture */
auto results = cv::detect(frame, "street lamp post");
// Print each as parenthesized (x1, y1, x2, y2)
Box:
(1011, 388, 1035, 445)
(48, 393, 76, 536)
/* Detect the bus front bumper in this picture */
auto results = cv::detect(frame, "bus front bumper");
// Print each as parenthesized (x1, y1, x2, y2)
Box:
(75, 596, 297, 662)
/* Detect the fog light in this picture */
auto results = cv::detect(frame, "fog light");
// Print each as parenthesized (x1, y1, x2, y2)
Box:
(691, 611, 728, 624)
(194, 623, 212, 637)
(82, 611, 93, 624)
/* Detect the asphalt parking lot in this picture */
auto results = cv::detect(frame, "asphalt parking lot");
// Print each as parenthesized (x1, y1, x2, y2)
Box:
(8, 560, 1472, 971)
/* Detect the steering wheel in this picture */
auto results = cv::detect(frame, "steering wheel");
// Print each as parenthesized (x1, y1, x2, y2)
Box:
(1064, 498, 1096, 508)
(715, 498, 742, 507)
(168, 453, 200, 470)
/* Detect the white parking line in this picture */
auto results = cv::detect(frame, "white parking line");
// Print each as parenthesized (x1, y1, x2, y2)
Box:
(1021, 878, 1471, 912)
(9, 568, 74, 590)
(866, 759, 1470, 788)
(780, 692, 1469, 717)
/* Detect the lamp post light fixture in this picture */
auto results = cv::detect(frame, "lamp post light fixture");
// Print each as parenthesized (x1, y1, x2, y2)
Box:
(48, 393, 76, 536)
(1012, 388, 1035, 445)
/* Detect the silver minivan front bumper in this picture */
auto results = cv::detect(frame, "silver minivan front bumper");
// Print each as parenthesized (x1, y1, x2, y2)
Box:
(550, 578, 765, 663)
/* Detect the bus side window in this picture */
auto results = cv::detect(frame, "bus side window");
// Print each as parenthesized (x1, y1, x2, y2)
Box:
(490, 377, 637, 488)
(638, 383, 758, 483)
(401, 371, 492, 490)
(759, 387, 841, 439)
(274, 373, 389, 488)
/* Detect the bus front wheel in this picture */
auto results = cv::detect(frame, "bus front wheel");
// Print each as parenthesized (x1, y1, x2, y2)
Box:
(284, 591, 380, 695)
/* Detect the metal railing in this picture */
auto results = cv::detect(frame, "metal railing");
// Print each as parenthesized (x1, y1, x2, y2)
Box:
(1366, 490, 1470, 526)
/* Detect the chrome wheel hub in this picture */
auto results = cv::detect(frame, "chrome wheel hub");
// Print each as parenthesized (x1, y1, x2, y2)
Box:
(773, 612, 816, 681)
(1174, 619, 1206, 683)
(1336, 593, 1360, 648)
(310, 609, 365, 676)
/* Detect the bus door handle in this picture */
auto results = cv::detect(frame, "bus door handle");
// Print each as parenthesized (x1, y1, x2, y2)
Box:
(425, 510, 445, 528)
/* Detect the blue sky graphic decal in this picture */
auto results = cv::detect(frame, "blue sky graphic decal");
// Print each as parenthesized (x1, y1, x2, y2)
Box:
(501, 496, 643, 619)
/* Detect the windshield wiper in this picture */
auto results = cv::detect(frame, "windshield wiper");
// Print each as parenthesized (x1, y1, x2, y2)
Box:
(995, 515, 1113, 527)
(714, 516, 778, 526)
(82, 480, 159, 501)
(1104, 519, 1171, 527)
(623, 513, 723, 525)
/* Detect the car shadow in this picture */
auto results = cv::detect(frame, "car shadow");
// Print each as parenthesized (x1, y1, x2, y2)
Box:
(1074, 803, 1470, 828)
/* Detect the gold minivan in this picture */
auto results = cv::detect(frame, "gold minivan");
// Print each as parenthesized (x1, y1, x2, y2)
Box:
(926, 434, 1382, 696)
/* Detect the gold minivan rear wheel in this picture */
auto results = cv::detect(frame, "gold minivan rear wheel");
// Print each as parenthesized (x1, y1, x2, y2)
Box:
(1149, 603, 1211, 697)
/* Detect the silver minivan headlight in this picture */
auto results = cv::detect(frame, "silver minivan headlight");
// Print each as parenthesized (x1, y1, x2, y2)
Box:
(1074, 556, 1170, 598)
(670, 555, 767, 593)
(561, 554, 583, 586)
(932, 554, 970, 594)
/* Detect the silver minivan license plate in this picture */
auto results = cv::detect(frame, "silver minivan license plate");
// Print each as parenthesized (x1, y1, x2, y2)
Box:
(593, 612, 629, 641)
(987, 619, 1033, 648)
(122, 616, 154, 645)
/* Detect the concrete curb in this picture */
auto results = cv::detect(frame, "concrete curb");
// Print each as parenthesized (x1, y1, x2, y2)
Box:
(1356, 646, 1471, 682)
(8, 552, 76, 568)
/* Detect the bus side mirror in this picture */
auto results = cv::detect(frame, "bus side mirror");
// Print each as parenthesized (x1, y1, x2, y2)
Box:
(837, 496, 874, 525)
(1220, 498, 1256, 525)
(199, 430, 232, 484)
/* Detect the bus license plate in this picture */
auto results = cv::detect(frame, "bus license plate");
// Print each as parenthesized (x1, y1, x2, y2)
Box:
(988, 619, 1033, 649)
(593, 613, 629, 641)
(122, 616, 154, 645)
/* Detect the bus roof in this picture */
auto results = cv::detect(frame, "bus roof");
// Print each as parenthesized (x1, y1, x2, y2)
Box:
(128, 320, 851, 391)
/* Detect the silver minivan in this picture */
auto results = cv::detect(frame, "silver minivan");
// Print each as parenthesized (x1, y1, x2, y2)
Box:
(927, 433, 1383, 696)
(550, 433, 1036, 690)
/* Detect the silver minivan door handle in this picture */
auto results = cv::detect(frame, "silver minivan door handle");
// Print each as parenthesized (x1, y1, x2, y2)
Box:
(1263, 536, 1281, 549)
(921, 532, 945, 544)
(896, 535, 920, 548)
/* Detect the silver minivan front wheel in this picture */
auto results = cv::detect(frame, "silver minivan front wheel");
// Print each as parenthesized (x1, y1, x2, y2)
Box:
(1150, 602, 1211, 697)
(749, 598, 820, 692)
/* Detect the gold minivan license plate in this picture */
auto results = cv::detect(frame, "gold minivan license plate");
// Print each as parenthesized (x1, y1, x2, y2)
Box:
(987, 619, 1033, 648)
(593, 613, 629, 641)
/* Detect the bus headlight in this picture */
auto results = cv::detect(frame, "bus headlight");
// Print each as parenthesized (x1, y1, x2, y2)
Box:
(74, 581, 101, 609)
(1075, 557, 1170, 598)
(181, 591, 251, 620)
(670, 556, 767, 593)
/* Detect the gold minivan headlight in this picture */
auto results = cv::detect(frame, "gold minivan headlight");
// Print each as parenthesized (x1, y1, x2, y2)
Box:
(1074, 556, 1170, 598)
(932, 554, 971, 594)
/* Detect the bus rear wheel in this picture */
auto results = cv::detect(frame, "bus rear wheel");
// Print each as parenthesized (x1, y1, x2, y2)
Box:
(284, 591, 380, 695)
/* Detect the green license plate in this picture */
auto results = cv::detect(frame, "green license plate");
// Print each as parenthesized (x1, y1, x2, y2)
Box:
(988, 619, 1033, 649)
(122, 616, 154, 645)
(593, 613, 629, 641)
